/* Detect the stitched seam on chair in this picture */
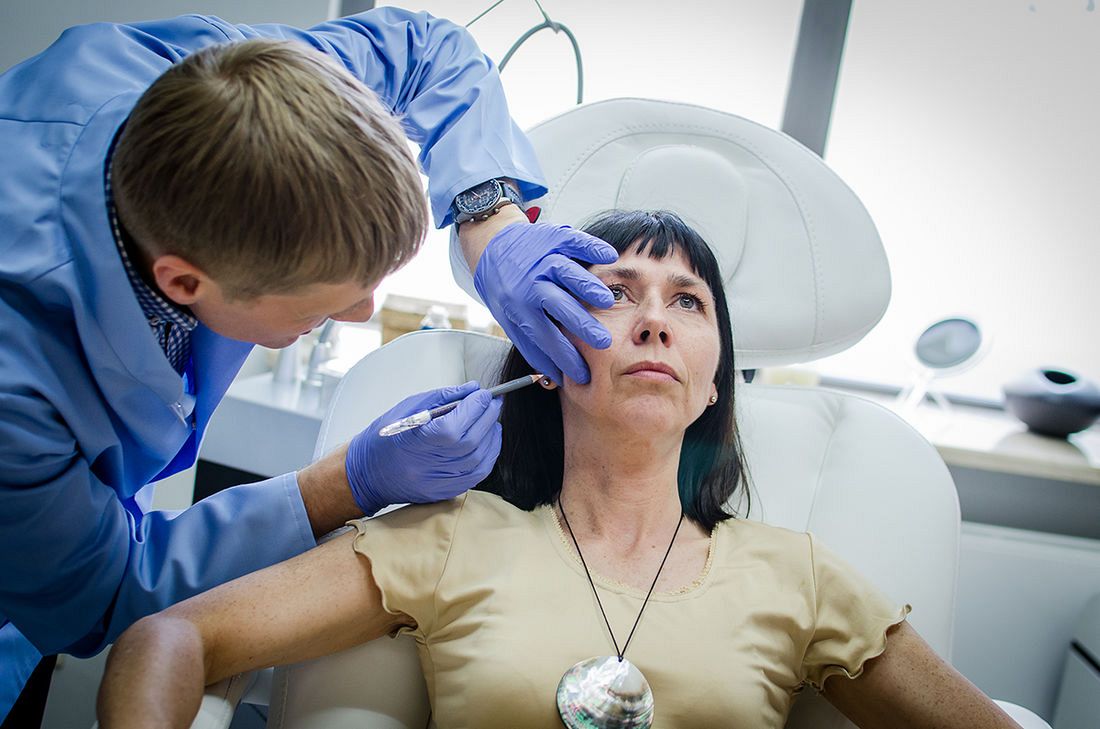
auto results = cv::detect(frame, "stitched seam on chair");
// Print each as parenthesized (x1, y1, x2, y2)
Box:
(540, 112, 825, 346)
(804, 396, 842, 534)
(549, 125, 786, 209)
(221, 675, 238, 723)
(800, 531, 820, 688)
(272, 664, 290, 729)
(218, 674, 235, 703)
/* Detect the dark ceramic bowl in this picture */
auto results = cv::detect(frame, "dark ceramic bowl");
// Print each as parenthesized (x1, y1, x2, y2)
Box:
(1002, 368, 1100, 438)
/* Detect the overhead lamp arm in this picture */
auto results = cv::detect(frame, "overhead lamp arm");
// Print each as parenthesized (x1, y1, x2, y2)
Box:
(468, 0, 584, 105)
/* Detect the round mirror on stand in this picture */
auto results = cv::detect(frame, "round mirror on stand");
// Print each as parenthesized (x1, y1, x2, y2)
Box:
(896, 316, 990, 415)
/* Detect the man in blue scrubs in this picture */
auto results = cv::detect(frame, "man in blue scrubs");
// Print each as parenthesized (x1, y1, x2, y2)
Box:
(0, 8, 619, 725)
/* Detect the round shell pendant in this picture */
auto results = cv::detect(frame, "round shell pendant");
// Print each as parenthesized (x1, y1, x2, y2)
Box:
(556, 656, 654, 728)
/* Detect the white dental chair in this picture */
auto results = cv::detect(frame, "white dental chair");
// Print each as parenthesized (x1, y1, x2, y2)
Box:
(192, 99, 1049, 728)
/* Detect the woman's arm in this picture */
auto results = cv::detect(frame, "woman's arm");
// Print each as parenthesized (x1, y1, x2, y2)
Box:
(96, 529, 407, 729)
(823, 621, 1021, 729)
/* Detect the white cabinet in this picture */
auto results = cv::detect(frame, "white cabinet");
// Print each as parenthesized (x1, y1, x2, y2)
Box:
(953, 523, 1100, 720)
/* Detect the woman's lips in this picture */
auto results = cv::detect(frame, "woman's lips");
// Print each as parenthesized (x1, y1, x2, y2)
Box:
(625, 369, 678, 382)
(623, 361, 679, 382)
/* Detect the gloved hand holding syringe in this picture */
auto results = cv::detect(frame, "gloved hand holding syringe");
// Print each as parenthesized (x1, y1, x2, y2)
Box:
(379, 373, 545, 437)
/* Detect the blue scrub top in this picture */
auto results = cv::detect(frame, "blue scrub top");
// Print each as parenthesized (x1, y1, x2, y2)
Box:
(0, 8, 546, 719)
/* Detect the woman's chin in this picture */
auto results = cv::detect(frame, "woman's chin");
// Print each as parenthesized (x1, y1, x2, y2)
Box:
(601, 399, 693, 437)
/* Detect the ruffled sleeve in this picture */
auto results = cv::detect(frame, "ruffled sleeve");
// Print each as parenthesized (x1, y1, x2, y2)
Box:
(347, 494, 467, 640)
(800, 533, 911, 691)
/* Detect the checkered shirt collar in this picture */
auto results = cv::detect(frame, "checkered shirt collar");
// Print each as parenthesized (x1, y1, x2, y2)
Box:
(104, 165, 198, 338)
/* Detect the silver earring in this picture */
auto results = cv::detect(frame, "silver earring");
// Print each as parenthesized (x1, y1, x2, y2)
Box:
(709, 393, 718, 404)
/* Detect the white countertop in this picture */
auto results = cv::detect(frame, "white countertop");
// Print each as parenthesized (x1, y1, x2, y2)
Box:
(831, 387, 1100, 487)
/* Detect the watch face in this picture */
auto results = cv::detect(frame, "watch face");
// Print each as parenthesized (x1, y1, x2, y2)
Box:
(455, 180, 502, 215)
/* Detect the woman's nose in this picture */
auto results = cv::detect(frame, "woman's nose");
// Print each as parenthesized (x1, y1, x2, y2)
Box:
(632, 304, 671, 346)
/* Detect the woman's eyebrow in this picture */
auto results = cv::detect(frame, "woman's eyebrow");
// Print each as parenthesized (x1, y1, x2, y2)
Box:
(668, 272, 706, 290)
(598, 265, 641, 281)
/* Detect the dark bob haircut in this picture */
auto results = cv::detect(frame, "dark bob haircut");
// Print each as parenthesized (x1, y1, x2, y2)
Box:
(477, 210, 750, 530)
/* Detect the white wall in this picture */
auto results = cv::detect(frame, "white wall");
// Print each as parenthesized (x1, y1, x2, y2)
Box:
(811, 0, 1100, 402)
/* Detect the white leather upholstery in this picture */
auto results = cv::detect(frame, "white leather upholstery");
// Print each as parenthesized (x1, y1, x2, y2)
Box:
(451, 98, 891, 370)
(737, 384, 959, 656)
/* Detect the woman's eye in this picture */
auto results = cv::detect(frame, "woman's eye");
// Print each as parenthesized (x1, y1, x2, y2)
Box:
(677, 293, 702, 310)
(608, 285, 625, 302)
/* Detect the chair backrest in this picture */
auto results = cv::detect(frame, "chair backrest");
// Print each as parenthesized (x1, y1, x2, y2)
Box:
(267, 98, 961, 729)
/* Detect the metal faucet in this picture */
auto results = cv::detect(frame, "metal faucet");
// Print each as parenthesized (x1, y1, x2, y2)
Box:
(304, 320, 340, 387)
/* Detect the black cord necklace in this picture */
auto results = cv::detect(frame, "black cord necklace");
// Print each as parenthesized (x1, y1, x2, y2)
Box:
(555, 498, 685, 729)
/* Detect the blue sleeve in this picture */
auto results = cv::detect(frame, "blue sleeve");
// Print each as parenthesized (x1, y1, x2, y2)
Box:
(228, 7, 548, 226)
(0, 390, 316, 656)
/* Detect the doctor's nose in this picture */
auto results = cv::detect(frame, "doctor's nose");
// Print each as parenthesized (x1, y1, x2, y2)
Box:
(333, 296, 376, 323)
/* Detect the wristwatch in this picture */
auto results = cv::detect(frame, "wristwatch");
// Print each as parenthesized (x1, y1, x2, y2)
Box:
(451, 179, 524, 226)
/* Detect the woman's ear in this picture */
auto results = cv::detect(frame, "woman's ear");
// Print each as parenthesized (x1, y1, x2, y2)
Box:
(708, 384, 718, 406)
(539, 376, 559, 391)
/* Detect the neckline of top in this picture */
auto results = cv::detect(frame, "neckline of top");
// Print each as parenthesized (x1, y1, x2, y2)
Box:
(538, 503, 719, 601)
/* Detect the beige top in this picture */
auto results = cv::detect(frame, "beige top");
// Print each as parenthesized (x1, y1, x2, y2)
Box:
(350, 491, 909, 729)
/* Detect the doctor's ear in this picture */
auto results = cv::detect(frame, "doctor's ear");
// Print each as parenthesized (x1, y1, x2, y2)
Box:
(150, 254, 215, 306)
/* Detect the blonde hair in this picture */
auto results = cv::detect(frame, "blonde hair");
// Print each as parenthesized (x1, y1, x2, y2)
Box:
(113, 39, 427, 299)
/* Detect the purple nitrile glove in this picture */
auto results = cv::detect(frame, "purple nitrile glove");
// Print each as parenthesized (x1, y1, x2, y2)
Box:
(474, 221, 619, 385)
(346, 381, 503, 516)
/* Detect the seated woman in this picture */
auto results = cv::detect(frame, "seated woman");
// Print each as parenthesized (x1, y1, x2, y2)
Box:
(97, 211, 1020, 729)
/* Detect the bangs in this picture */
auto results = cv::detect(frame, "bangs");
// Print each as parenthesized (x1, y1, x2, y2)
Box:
(581, 210, 719, 288)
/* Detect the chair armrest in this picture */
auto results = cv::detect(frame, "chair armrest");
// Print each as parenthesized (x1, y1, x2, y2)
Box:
(994, 699, 1051, 729)
(188, 671, 259, 729)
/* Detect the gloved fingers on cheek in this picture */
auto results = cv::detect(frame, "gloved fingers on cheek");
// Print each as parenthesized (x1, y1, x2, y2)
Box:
(506, 318, 564, 387)
(552, 228, 619, 265)
(538, 320, 592, 386)
(543, 255, 616, 309)
(536, 282, 612, 350)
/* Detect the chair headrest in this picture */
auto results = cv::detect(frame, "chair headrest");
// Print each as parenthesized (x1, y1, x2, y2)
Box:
(525, 98, 891, 369)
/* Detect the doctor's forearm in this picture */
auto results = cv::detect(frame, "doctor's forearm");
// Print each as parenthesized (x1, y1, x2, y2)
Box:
(297, 444, 362, 537)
